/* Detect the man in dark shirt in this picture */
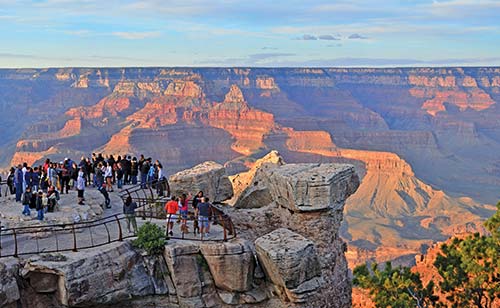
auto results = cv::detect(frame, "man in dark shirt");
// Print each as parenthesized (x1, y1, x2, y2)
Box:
(197, 197, 211, 236)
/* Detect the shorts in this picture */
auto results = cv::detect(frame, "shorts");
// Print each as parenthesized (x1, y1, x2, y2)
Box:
(198, 216, 209, 228)
(167, 214, 178, 221)
(180, 209, 188, 219)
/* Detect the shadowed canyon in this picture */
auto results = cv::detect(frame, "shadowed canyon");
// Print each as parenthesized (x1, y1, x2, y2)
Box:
(1, 67, 499, 266)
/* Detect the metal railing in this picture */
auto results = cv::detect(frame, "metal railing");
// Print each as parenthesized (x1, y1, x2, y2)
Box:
(118, 178, 170, 208)
(0, 214, 131, 258)
(137, 201, 236, 239)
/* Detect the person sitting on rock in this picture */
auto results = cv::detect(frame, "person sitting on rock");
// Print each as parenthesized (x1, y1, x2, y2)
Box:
(165, 196, 179, 236)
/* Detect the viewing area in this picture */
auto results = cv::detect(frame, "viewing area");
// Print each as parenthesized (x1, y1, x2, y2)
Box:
(0, 179, 237, 258)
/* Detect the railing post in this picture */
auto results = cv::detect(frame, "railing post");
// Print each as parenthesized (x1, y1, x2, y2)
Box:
(13, 229, 18, 257)
(219, 214, 227, 242)
(72, 224, 78, 252)
(115, 215, 123, 241)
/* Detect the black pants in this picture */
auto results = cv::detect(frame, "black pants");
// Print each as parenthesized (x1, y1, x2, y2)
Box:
(61, 176, 70, 193)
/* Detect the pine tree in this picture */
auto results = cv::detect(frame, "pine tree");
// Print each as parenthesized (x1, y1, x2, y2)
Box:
(433, 202, 500, 308)
(353, 261, 439, 307)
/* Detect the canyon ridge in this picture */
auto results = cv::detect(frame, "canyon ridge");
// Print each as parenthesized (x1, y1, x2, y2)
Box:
(1, 67, 498, 266)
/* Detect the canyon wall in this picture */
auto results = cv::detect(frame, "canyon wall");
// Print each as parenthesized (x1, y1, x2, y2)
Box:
(1, 67, 499, 267)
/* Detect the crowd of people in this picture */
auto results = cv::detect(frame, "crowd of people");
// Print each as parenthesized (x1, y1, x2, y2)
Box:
(2, 153, 214, 237)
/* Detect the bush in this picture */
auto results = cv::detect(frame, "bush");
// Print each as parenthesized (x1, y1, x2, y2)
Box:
(132, 222, 166, 255)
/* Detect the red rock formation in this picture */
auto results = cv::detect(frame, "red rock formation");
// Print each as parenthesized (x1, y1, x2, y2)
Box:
(164, 80, 203, 98)
(206, 85, 275, 155)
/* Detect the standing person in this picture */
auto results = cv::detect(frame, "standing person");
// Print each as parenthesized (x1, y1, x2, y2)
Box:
(179, 193, 191, 232)
(192, 191, 204, 211)
(14, 164, 23, 202)
(32, 167, 40, 192)
(48, 163, 56, 187)
(7, 167, 15, 195)
(24, 167, 33, 192)
(130, 157, 138, 185)
(22, 186, 32, 216)
(165, 196, 179, 236)
(36, 190, 44, 221)
(197, 197, 211, 236)
(108, 155, 116, 184)
(95, 164, 111, 209)
(147, 159, 155, 188)
(157, 163, 166, 196)
(140, 158, 149, 188)
(104, 161, 113, 192)
(77, 169, 85, 205)
(40, 170, 49, 192)
(60, 162, 70, 194)
(116, 163, 124, 189)
(123, 196, 138, 234)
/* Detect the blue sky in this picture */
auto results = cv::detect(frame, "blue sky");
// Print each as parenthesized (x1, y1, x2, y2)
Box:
(0, 0, 499, 67)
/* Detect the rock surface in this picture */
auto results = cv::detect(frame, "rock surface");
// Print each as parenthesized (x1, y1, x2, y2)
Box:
(0, 258, 20, 308)
(200, 239, 255, 292)
(255, 228, 322, 303)
(169, 161, 234, 202)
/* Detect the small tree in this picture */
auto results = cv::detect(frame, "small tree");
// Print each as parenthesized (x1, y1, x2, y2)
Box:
(132, 222, 166, 255)
(353, 262, 438, 308)
(434, 202, 500, 308)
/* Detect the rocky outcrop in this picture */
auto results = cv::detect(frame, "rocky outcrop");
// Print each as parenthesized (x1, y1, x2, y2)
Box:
(229, 157, 361, 307)
(230, 150, 284, 208)
(169, 161, 234, 202)
(255, 228, 322, 303)
(0, 259, 20, 308)
(199, 240, 255, 292)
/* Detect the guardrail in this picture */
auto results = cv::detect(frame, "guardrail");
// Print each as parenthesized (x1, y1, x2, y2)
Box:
(118, 178, 170, 208)
(0, 210, 237, 258)
(136, 201, 236, 239)
(0, 214, 131, 258)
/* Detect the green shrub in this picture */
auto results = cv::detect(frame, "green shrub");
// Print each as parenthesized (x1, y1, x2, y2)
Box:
(132, 222, 166, 255)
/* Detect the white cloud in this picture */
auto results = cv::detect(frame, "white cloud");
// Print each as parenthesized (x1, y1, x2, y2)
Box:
(111, 31, 161, 40)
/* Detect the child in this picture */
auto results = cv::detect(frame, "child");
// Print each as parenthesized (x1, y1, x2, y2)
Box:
(22, 186, 32, 216)
(36, 190, 44, 221)
(77, 170, 85, 205)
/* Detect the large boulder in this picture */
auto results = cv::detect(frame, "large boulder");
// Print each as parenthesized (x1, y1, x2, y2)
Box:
(0, 258, 20, 308)
(255, 228, 323, 303)
(267, 163, 359, 212)
(163, 242, 221, 307)
(169, 161, 233, 202)
(21, 241, 170, 307)
(199, 239, 255, 292)
(230, 150, 284, 208)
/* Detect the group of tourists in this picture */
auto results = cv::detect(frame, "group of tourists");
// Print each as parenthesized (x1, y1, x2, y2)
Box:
(2, 153, 168, 221)
(3, 153, 214, 239)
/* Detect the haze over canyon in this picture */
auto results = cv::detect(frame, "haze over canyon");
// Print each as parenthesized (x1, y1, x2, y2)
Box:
(1, 67, 498, 265)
